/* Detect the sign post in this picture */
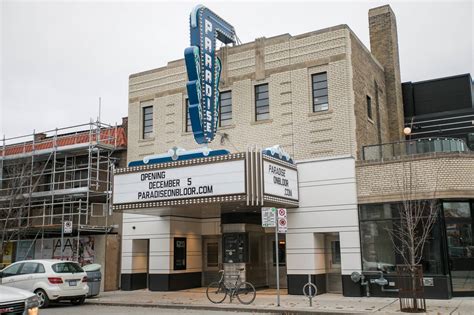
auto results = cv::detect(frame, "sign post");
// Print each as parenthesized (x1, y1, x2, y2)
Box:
(274, 211, 280, 307)
(262, 207, 287, 307)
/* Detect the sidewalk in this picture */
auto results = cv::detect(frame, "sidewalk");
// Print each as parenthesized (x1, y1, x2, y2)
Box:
(86, 288, 473, 314)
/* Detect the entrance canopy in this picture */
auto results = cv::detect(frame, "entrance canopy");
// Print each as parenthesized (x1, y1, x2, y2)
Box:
(113, 148, 298, 212)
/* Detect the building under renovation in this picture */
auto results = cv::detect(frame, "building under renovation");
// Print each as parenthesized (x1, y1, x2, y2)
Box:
(0, 119, 127, 291)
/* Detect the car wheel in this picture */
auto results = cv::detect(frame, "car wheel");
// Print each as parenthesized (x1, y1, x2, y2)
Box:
(71, 296, 86, 306)
(34, 289, 50, 308)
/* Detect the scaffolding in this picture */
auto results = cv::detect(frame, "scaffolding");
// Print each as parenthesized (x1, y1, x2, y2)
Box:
(0, 120, 125, 261)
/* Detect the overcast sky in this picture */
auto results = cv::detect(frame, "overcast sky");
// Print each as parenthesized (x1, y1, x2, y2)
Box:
(1, 0, 472, 138)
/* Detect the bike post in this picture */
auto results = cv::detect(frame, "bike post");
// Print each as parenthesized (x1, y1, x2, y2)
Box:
(308, 274, 313, 307)
(274, 208, 280, 307)
(303, 274, 317, 307)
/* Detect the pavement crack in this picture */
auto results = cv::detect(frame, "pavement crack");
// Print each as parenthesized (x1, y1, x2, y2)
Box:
(375, 298, 397, 312)
(449, 299, 463, 315)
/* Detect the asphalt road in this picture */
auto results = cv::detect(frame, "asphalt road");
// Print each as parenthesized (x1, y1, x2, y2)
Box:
(40, 303, 265, 315)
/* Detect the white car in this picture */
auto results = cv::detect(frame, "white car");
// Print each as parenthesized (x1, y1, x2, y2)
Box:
(0, 259, 88, 308)
(0, 284, 40, 315)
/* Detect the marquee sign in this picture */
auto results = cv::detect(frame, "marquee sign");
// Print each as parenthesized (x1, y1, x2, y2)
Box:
(112, 150, 299, 211)
(114, 160, 245, 205)
(263, 160, 299, 201)
(184, 5, 236, 144)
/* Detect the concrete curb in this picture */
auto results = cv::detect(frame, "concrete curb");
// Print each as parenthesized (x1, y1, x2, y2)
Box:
(85, 300, 368, 315)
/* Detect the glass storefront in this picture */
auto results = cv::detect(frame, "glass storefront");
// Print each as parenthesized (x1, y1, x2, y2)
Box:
(359, 202, 446, 276)
(443, 202, 474, 295)
(359, 200, 474, 297)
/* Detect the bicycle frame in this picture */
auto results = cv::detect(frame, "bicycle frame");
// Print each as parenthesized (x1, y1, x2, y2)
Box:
(217, 270, 243, 303)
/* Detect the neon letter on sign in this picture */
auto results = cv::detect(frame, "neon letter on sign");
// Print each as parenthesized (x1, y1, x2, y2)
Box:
(184, 5, 236, 144)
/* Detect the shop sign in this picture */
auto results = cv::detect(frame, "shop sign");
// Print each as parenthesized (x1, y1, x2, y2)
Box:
(184, 5, 236, 144)
(113, 160, 245, 204)
(263, 161, 298, 201)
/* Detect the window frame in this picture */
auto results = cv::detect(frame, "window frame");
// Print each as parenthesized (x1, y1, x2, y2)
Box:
(1, 262, 23, 277)
(18, 262, 44, 275)
(255, 84, 270, 121)
(359, 202, 447, 276)
(142, 105, 154, 139)
(367, 95, 373, 120)
(219, 91, 232, 127)
(311, 72, 329, 112)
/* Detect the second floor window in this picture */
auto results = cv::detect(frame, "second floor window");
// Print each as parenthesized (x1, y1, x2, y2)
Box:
(255, 84, 269, 121)
(142, 105, 153, 139)
(187, 93, 233, 131)
(367, 95, 373, 119)
(220, 91, 232, 126)
(312, 72, 328, 112)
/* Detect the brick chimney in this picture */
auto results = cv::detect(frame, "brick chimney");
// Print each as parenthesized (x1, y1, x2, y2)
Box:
(121, 117, 128, 130)
(369, 5, 404, 141)
(34, 132, 47, 142)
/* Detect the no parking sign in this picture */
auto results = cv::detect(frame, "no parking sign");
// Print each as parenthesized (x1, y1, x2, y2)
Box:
(277, 208, 287, 233)
(63, 220, 73, 234)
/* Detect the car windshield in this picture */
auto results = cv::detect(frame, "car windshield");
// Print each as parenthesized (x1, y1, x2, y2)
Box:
(52, 262, 84, 273)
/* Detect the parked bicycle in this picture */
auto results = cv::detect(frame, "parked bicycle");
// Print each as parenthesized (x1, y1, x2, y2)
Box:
(206, 268, 256, 304)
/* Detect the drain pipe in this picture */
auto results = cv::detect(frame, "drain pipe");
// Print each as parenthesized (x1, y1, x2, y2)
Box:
(366, 271, 399, 293)
(361, 275, 370, 297)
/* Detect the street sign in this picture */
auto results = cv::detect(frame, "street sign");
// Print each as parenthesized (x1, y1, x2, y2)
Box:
(277, 208, 288, 233)
(277, 208, 287, 219)
(262, 207, 276, 228)
(63, 221, 73, 234)
(278, 218, 288, 233)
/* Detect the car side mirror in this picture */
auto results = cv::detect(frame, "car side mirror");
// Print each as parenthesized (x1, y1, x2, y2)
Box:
(0, 271, 3, 278)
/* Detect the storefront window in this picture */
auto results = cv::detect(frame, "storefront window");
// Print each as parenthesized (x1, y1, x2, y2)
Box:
(360, 220, 396, 272)
(446, 223, 473, 258)
(444, 202, 471, 218)
(359, 203, 445, 275)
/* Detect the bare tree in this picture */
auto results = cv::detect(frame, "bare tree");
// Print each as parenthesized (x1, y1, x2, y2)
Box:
(386, 159, 441, 312)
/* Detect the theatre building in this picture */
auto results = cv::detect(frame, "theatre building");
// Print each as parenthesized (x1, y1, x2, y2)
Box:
(115, 5, 474, 298)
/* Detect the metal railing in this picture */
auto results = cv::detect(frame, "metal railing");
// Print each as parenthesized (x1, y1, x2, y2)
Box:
(362, 137, 470, 161)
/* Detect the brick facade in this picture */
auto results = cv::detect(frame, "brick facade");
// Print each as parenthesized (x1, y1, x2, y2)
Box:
(127, 25, 389, 164)
(350, 33, 390, 158)
(356, 153, 474, 203)
(369, 5, 405, 142)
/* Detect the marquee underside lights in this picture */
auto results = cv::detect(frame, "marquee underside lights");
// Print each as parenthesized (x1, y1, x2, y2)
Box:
(184, 5, 236, 144)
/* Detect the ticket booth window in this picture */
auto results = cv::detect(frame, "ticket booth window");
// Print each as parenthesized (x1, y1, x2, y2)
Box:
(174, 237, 187, 270)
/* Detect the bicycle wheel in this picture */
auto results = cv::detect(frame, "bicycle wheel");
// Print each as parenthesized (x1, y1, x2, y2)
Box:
(206, 281, 227, 304)
(236, 281, 256, 304)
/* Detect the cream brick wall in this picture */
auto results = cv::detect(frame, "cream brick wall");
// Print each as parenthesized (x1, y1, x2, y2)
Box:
(127, 25, 385, 164)
(356, 153, 474, 203)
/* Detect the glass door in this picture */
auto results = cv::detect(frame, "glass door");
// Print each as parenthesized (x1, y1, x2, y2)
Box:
(444, 202, 474, 296)
(202, 236, 221, 286)
(325, 233, 342, 293)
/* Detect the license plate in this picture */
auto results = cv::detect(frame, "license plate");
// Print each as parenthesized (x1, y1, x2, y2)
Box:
(69, 280, 77, 286)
